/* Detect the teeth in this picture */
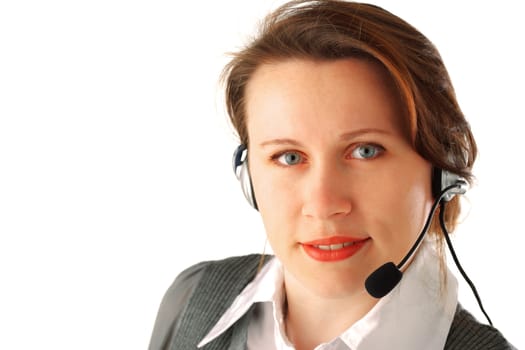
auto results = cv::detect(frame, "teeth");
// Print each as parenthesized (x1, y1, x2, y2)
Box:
(314, 242, 355, 251)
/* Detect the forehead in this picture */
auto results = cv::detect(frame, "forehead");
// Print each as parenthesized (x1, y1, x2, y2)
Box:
(244, 58, 411, 143)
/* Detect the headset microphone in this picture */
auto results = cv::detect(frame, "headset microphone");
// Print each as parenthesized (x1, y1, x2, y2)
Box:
(364, 170, 492, 326)
(364, 169, 467, 299)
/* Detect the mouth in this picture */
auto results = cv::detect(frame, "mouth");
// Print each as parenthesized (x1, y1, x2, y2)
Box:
(301, 237, 370, 262)
(313, 241, 362, 251)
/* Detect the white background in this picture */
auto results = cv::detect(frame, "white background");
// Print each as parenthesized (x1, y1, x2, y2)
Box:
(1, 0, 523, 349)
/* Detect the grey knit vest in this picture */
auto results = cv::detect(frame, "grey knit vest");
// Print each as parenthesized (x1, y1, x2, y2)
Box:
(166, 255, 515, 350)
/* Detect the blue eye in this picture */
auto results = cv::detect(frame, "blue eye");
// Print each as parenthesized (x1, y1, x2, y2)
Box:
(276, 151, 303, 166)
(351, 144, 384, 159)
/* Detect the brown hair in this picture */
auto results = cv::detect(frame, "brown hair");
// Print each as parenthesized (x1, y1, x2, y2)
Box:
(222, 0, 477, 241)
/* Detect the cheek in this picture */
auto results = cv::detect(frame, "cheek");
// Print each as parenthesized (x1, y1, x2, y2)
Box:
(257, 184, 297, 233)
(391, 187, 431, 237)
(250, 157, 298, 210)
(250, 166, 302, 254)
(258, 198, 298, 262)
(250, 163, 291, 221)
(364, 170, 432, 253)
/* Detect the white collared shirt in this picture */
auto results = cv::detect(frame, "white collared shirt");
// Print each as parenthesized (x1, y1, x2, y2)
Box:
(198, 240, 458, 349)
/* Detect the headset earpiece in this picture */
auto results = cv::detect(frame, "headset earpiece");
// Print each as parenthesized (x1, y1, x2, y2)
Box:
(232, 144, 258, 210)
(431, 167, 468, 202)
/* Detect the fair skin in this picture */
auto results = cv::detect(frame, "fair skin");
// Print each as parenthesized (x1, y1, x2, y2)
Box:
(245, 58, 433, 349)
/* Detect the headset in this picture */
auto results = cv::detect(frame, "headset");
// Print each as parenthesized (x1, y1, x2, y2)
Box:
(232, 143, 493, 325)
(232, 144, 258, 210)
(233, 144, 466, 211)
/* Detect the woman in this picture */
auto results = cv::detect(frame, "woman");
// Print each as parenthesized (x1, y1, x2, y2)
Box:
(149, 1, 515, 349)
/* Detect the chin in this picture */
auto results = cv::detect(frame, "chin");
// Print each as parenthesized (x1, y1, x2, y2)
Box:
(289, 264, 370, 299)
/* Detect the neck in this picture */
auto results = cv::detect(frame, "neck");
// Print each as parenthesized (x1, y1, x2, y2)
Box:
(283, 272, 378, 350)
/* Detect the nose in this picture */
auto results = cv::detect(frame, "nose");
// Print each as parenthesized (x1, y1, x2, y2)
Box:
(301, 162, 352, 219)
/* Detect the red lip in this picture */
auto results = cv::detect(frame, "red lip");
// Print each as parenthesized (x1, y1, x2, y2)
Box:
(301, 236, 370, 262)
(302, 236, 365, 245)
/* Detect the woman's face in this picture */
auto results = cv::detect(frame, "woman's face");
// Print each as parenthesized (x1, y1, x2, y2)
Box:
(245, 59, 433, 298)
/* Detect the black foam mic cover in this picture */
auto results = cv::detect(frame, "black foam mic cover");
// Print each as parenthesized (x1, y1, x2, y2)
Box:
(365, 262, 403, 298)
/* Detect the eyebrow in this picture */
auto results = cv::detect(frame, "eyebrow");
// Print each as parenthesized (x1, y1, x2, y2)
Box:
(259, 128, 391, 148)
(259, 138, 303, 148)
(338, 128, 391, 140)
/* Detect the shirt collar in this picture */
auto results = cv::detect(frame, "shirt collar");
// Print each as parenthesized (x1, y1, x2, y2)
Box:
(199, 239, 457, 349)
(197, 256, 283, 347)
(341, 240, 458, 349)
